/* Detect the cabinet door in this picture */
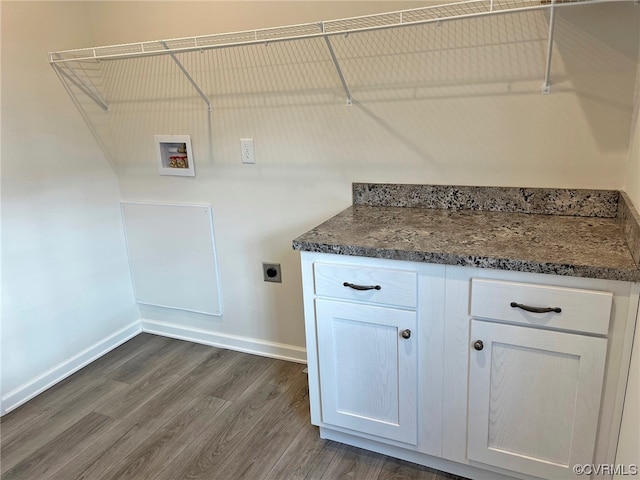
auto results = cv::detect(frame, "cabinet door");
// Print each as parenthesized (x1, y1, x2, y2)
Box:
(316, 299, 418, 445)
(468, 320, 607, 479)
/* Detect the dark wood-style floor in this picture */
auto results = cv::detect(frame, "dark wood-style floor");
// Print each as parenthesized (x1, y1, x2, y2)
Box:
(1, 333, 464, 480)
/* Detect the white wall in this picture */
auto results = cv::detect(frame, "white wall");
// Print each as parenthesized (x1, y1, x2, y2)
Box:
(71, 1, 639, 357)
(625, 38, 640, 207)
(1, 1, 140, 413)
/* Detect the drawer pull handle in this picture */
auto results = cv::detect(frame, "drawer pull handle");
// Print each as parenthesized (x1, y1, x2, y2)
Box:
(473, 340, 484, 351)
(510, 302, 561, 314)
(401, 329, 411, 339)
(343, 282, 381, 291)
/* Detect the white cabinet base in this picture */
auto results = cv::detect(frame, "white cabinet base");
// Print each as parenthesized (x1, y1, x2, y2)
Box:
(300, 252, 639, 480)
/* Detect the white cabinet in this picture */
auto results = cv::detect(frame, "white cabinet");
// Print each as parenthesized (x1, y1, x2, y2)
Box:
(466, 278, 612, 478)
(301, 253, 445, 455)
(312, 261, 420, 445)
(301, 252, 639, 480)
(467, 320, 607, 479)
(316, 299, 418, 444)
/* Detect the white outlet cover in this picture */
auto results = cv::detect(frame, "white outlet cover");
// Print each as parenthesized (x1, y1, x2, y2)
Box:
(240, 138, 255, 164)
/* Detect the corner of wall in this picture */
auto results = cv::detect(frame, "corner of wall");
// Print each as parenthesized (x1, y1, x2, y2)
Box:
(1, 321, 142, 416)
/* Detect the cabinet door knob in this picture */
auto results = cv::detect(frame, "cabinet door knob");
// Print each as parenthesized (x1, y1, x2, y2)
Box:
(401, 329, 411, 339)
(473, 340, 484, 351)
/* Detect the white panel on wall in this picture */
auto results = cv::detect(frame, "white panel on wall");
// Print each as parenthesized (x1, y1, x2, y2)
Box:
(121, 202, 222, 315)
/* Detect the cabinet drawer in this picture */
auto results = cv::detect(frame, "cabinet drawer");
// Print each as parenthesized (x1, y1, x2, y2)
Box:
(470, 278, 612, 335)
(314, 263, 417, 308)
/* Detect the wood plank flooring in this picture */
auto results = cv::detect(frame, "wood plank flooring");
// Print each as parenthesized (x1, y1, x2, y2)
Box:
(1, 333, 465, 480)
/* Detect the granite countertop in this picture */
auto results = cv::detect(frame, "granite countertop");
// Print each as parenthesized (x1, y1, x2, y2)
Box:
(292, 184, 640, 282)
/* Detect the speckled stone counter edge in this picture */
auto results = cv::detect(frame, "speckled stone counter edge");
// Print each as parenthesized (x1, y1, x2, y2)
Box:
(293, 240, 640, 283)
(352, 183, 620, 218)
(292, 184, 640, 281)
(619, 192, 640, 266)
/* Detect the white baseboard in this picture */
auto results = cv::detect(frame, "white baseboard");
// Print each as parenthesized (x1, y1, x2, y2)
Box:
(2, 319, 307, 416)
(1, 321, 142, 415)
(141, 318, 307, 364)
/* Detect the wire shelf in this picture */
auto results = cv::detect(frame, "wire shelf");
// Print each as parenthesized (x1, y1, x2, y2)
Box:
(48, 0, 631, 113)
(48, 0, 616, 63)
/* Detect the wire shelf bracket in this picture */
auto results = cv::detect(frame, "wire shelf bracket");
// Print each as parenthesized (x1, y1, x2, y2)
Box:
(322, 30, 353, 106)
(541, 0, 558, 94)
(161, 41, 213, 112)
(51, 62, 110, 112)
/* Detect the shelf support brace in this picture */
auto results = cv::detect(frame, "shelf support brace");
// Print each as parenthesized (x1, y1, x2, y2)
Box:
(541, 0, 557, 94)
(161, 41, 212, 111)
(323, 35, 353, 106)
(52, 63, 110, 112)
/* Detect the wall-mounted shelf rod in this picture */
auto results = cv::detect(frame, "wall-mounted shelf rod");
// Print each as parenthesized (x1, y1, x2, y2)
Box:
(48, 0, 622, 64)
(161, 41, 212, 112)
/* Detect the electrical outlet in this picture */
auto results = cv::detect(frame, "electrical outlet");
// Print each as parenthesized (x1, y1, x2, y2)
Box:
(240, 138, 255, 164)
(262, 262, 281, 283)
